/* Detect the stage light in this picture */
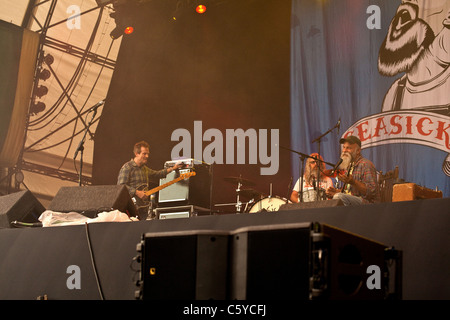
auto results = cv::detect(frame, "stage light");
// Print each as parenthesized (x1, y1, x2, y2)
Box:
(38, 69, 51, 81)
(124, 26, 134, 35)
(109, 2, 136, 40)
(29, 101, 46, 115)
(35, 85, 48, 98)
(196, 4, 207, 14)
(110, 26, 124, 39)
(95, 0, 114, 6)
(44, 53, 54, 66)
(110, 25, 134, 39)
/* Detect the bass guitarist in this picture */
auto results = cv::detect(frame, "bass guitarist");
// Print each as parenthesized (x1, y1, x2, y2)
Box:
(117, 140, 184, 219)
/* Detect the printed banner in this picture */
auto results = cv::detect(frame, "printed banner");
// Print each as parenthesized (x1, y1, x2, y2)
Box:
(342, 111, 450, 154)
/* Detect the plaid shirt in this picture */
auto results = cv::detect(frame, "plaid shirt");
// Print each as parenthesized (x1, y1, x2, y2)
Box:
(117, 159, 168, 196)
(343, 155, 380, 203)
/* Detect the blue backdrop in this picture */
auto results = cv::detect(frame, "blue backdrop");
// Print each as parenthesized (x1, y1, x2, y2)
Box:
(290, 0, 450, 197)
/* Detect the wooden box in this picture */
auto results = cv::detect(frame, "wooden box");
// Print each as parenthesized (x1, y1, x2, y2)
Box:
(392, 183, 443, 202)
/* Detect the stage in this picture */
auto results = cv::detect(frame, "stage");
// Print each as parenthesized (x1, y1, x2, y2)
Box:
(0, 197, 449, 300)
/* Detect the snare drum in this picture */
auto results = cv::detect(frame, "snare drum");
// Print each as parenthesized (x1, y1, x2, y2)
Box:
(249, 196, 287, 213)
(302, 187, 327, 202)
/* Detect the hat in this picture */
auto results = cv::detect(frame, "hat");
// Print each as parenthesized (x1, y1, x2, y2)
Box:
(339, 135, 361, 147)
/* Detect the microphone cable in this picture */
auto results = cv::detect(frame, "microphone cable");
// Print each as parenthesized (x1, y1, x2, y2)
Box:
(85, 222, 105, 300)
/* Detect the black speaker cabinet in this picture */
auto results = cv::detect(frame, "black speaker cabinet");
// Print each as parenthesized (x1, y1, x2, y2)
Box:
(48, 185, 137, 218)
(136, 230, 230, 300)
(230, 223, 312, 300)
(232, 223, 397, 300)
(317, 224, 392, 300)
(158, 161, 212, 210)
(0, 190, 45, 228)
(136, 223, 401, 300)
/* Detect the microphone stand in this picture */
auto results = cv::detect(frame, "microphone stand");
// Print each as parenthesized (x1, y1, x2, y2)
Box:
(311, 119, 341, 201)
(74, 108, 98, 186)
(280, 146, 334, 203)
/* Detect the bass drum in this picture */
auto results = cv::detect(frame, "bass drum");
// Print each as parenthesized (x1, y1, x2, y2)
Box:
(249, 196, 288, 213)
(302, 187, 327, 202)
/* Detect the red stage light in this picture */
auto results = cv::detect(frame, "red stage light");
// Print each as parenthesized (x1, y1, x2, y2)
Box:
(124, 26, 134, 35)
(196, 5, 206, 14)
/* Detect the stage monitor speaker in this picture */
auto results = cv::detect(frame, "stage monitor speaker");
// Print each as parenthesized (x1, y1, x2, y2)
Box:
(136, 230, 230, 300)
(279, 199, 343, 211)
(316, 224, 393, 300)
(0, 190, 45, 228)
(48, 185, 137, 218)
(136, 223, 400, 300)
(158, 161, 212, 210)
(230, 223, 312, 300)
(231, 222, 397, 300)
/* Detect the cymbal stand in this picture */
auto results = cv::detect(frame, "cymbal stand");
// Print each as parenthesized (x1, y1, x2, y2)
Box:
(280, 146, 333, 202)
(235, 180, 243, 213)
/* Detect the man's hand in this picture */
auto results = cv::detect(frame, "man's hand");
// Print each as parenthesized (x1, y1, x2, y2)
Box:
(326, 186, 338, 198)
(338, 173, 354, 185)
(174, 161, 185, 170)
(337, 173, 367, 194)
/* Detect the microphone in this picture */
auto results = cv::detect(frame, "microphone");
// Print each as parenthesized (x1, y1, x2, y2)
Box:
(331, 158, 343, 174)
(336, 118, 341, 134)
(90, 100, 105, 112)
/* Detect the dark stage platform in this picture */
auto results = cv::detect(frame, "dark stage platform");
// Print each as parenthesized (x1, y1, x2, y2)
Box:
(0, 198, 449, 300)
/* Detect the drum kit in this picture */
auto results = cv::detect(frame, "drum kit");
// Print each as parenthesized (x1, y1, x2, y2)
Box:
(215, 175, 289, 214)
(214, 121, 343, 214)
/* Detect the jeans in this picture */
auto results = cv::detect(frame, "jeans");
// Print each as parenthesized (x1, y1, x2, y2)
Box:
(333, 192, 364, 206)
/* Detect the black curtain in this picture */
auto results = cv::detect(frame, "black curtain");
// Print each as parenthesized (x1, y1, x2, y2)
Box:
(93, 0, 291, 209)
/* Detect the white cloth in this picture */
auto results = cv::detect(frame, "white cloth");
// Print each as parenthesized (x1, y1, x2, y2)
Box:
(38, 209, 137, 227)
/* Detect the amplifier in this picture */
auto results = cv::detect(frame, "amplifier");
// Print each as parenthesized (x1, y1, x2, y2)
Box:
(158, 159, 212, 209)
(155, 205, 210, 219)
(163, 158, 197, 169)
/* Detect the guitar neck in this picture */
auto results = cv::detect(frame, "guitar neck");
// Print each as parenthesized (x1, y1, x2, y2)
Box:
(144, 173, 194, 196)
(340, 162, 355, 192)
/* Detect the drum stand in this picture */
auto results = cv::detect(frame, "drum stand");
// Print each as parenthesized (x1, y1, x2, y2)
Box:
(254, 183, 273, 212)
(219, 175, 256, 214)
(235, 180, 243, 213)
(214, 187, 255, 214)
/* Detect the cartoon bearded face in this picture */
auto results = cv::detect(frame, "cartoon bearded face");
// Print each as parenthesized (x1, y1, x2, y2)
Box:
(378, 0, 450, 113)
(378, 0, 450, 77)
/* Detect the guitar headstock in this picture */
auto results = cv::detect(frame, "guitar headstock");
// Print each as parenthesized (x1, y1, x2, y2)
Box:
(181, 171, 196, 179)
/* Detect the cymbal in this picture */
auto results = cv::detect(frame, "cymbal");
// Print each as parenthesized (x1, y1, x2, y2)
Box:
(238, 188, 265, 199)
(223, 176, 256, 186)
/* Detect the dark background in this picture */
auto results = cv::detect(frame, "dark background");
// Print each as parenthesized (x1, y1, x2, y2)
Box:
(93, 0, 292, 210)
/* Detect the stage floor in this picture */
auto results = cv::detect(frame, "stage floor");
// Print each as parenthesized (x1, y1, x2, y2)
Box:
(0, 197, 449, 300)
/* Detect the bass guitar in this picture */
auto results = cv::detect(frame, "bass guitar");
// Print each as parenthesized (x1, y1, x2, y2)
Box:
(133, 171, 196, 209)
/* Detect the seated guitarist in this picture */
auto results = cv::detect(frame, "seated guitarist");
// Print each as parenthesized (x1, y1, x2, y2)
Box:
(117, 140, 183, 220)
(325, 136, 379, 205)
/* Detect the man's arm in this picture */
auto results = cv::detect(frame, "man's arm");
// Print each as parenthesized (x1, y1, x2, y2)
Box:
(339, 160, 378, 201)
(117, 164, 137, 197)
(146, 162, 185, 181)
